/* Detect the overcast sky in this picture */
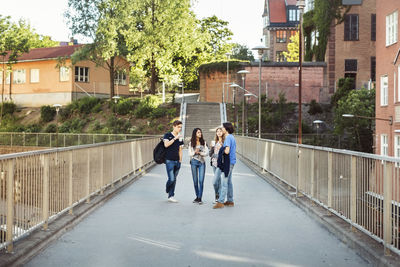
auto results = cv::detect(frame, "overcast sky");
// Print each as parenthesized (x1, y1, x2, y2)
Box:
(2, 0, 264, 49)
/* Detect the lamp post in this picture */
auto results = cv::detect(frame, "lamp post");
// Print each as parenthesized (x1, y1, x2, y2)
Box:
(223, 52, 231, 104)
(252, 45, 269, 139)
(238, 70, 250, 135)
(313, 120, 323, 144)
(53, 104, 62, 147)
(112, 95, 120, 114)
(296, 0, 305, 144)
(244, 93, 258, 136)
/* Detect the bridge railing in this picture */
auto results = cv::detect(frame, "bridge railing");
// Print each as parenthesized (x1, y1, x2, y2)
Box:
(236, 136, 400, 256)
(0, 136, 159, 252)
(0, 132, 156, 148)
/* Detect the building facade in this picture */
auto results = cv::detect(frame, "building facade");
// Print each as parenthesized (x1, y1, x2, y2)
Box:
(0, 45, 130, 107)
(375, 1, 399, 157)
(262, 0, 300, 62)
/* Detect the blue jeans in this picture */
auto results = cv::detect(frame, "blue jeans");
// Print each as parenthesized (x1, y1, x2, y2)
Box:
(190, 159, 206, 199)
(165, 160, 181, 198)
(212, 166, 222, 197)
(218, 164, 234, 203)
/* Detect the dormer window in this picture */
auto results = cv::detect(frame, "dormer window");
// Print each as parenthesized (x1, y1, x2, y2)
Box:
(288, 8, 300, 22)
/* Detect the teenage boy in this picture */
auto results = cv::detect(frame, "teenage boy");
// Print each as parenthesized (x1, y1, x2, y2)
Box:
(163, 120, 184, 203)
(213, 122, 236, 209)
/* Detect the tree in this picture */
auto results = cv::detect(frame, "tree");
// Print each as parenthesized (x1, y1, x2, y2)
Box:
(231, 43, 254, 61)
(66, 0, 130, 98)
(199, 16, 233, 59)
(282, 32, 299, 62)
(334, 88, 375, 153)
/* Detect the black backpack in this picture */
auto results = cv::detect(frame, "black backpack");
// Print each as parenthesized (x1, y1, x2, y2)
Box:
(153, 138, 166, 164)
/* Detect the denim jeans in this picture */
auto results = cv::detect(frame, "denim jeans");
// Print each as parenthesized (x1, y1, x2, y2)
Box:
(165, 159, 181, 198)
(190, 159, 206, 199)
(212, 166, 222, 197)
(218, 164, 234, 203)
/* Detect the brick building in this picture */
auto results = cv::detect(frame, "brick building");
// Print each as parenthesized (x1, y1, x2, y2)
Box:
(375, 1, 399, 157)
(262, 0, 300, 62)
(199, 62, 328, 104)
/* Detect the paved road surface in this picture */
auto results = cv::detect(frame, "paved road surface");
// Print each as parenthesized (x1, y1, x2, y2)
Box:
(26, 150, 370, 267)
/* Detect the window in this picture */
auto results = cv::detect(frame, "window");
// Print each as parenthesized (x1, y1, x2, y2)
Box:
(60, 67, 70, 82)
(381, 134, 388, 156)
(0, 71, 11, 84)
(370, 57, 376, 82)
(75, 66, 89, 82)
(371, 14, 376, 41)
(381, 75, 388, 106)
(386, 11, 398, 46)
(344, 14, 359, 41)
(311, 30, 319, 46)
(345, 59, 357, 72)
(30, 69, 39, 83)
(13, 69, 26, 84)
(114, 71, 127, 85)
(276, 31, 287, 43)
(276, 51, 286, 62)
(288, 8, 299, 22)
(395, 135, 400, 158)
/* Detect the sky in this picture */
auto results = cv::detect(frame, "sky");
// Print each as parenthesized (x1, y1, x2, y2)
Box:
(1, 0, 264, 50)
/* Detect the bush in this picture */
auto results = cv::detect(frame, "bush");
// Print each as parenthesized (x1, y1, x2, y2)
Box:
(308, 100, 323, 115)
(91, 102, 102, 113)
(106, 116, 131, 133)
(134, 95, 161, 118)
(44, 123, 57, 133)
(59, 118, 88, 133)
(116, 98, 134, 115)
(25, 124, 42, 133)
(150, 107, 167, 119)
(166, 108, 177, 118)
(40, 105, 56, 122)
(0, 102, 17, 115)
(59, 104, 73, 121)
(73, 97, 101, 114)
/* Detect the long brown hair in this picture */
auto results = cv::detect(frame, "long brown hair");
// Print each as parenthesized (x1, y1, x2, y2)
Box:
(214, 127, 225, 144)
(191, 128, 205, 148)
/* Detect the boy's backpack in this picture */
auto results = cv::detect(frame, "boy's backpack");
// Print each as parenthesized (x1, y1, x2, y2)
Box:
(153, 138, 166, 164)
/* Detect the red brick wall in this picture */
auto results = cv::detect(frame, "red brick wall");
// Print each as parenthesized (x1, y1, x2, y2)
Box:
(200, 62, 329, 104)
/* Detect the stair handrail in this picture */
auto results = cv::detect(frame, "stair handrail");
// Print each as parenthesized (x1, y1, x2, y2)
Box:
(220, 103, 227, 124)
(180, 102, 187, 139)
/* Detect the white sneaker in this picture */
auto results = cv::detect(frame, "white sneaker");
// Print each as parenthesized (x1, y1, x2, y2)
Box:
(168, 197, 178, 203)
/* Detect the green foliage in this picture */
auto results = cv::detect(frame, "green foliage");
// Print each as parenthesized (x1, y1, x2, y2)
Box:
(0, 102, 17, 115)
(59, 118, 88, 133)
(59, 104, 73, 121)
(44, 123, 57, 133)
(25, 124, 42, 133)
(40, 105, 56, 122)
(134, 95, 161, 118)
(105, 116, 131, 134)
(115, 98, 134, 115)
(231, 43, 255, 61)
(331, 77, 355, 107)
(308, 100, 323, 115)
(199, 60, 248, 77)
(73, 97, 102, 114)
(283, 32, 299, 62)
(334, 88, 375, 153)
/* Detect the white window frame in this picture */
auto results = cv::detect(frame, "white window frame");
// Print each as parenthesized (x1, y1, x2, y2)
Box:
(381, 75, 388, 106)
(13, 69, 26, 84)
(60, 66, 70, 82)
(30, 69, 39, 83)
(395, 135, 400, 158)
(386, 11, 398, 46)
(381, 134, 388, 156)
(75, 66, 89, 82)
(114, 71, 127, 85)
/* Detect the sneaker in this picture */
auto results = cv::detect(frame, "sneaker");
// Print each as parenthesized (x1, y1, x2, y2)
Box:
(193, 198, 199, 203)
(224, 201, 234, 207)
(212, 199, 217, 204)
(168, 197, 178, 203)
(213, 202, 224, 209)
(198, 199, 203, 205)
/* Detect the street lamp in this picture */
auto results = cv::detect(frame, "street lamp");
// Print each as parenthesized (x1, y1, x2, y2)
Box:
(238, 70, 250, 136)
(297, 0, 305, 144)
(53, 104, 62, 147)
(244, 93, 258, 136)
(222, 52, 231, 104)
(112, 95, 121, 114)
(252, 45, 270, 139)
(313, 120, 323, 144)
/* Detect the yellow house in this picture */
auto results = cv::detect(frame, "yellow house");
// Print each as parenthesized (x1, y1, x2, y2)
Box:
(0, 45, 130, 107)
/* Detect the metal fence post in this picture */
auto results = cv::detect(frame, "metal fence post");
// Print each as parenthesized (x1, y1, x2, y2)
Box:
(100, 147, 104, 195)
(310, 149, 315, 199)
(42, 155, 49, 230)
(69, 151, 73, 214)
(86, 149, 90, 203)
(296, 145, 301, 197)
(327, 152, 333, 208)
(6, 160, 14, 252)
(111, 145, 114, 187)
(350, 155, 357, 229)
(64, 134, 66, 147)
(383, 161, 393, 255)
(36, 133, 39, 147)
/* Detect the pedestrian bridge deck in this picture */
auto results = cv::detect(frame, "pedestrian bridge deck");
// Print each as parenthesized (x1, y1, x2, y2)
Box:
(26, 150, 369, 267)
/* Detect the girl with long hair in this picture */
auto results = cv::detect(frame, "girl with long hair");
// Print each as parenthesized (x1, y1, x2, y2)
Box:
(209, 127, 225, 203)
(188, 128, 209, 204)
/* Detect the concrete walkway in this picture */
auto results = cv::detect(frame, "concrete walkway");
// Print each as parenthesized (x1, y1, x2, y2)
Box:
(26, 150, 370, 267)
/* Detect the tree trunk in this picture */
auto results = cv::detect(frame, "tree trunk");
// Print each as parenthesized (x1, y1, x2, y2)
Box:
(150, 55, 156, 94)
(9, 70, 12, 100)
(109, 56, 115, 98)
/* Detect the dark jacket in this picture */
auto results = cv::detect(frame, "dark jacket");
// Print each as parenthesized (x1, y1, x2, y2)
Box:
(217, 146, 230, 177)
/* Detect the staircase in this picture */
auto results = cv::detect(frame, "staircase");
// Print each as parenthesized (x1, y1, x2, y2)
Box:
(184, 103, 223, 145)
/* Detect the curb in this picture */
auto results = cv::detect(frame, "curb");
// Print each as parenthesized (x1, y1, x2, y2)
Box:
(0, 163, 156, 267)
(238, 154, 400, 267)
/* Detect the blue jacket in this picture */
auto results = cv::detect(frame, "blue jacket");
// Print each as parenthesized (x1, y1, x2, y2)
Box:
(217, 146, 230, 177)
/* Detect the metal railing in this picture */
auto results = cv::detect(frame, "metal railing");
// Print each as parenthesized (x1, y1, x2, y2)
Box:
(0, 136, 159, 252)
(0, 132, 156, 148)
(236, 136, 400, 256)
